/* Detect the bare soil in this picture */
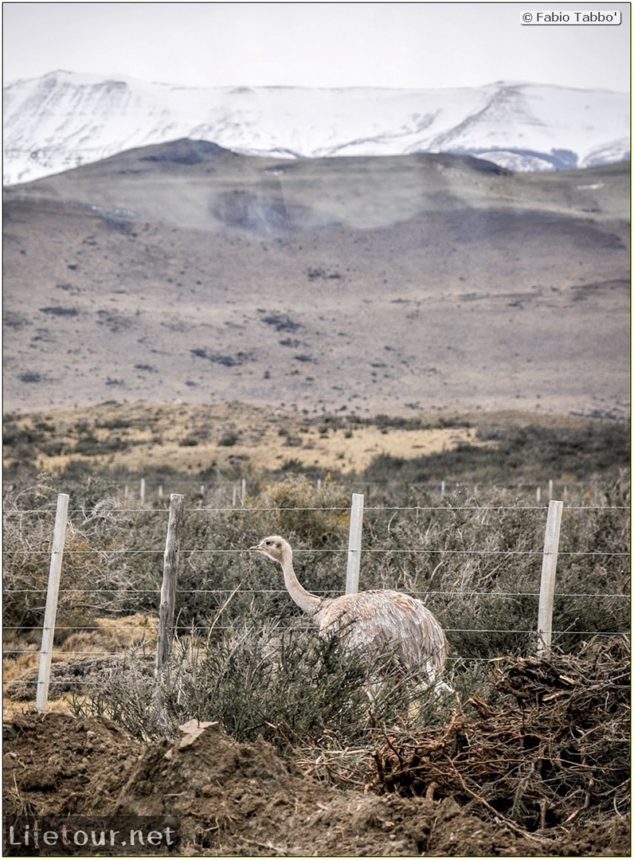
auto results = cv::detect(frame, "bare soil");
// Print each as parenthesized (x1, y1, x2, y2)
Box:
(3, 711, 629, 856)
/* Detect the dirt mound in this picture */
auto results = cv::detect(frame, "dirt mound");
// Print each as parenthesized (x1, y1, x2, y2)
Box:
(3, 713, 540, 856)
(3, 712, 141, 854)
(114, 721, 538, 856)
(4, 712, 141, 808)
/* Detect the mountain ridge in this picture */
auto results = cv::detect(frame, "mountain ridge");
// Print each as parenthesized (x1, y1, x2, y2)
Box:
(6, 69, 628, 94)
(3, 71, 629, 185)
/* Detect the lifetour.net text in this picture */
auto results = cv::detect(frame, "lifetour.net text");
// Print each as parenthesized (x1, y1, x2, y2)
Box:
(5, 817, 179, 852)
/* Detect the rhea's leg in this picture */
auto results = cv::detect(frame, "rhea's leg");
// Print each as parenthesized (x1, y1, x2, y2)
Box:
(364, 681, 383, 726)
(433, 680, 455, 697)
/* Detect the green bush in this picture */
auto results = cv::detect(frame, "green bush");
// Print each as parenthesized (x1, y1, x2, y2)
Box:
(72, 621, 456, 751)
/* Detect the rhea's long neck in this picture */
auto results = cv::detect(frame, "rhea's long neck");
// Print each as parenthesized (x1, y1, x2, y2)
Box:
(280, 546, 322, 618)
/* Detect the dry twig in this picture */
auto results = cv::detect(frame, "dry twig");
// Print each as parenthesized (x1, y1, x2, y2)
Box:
(371, 638, 630, 834)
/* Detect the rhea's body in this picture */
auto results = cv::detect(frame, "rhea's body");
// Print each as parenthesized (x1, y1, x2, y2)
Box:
(250, 534, 448, 688)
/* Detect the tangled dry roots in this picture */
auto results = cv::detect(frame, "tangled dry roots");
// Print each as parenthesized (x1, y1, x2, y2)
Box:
(373, 637, 630, 835)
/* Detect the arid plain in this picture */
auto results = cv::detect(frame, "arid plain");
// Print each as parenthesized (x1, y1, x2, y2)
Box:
(3, 140, 629, 421)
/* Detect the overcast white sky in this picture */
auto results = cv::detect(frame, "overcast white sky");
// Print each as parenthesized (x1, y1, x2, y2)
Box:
(3, 2, 630, 92)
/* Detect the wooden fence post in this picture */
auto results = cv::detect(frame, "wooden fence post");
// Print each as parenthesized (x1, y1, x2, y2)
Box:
(536, 486, 541, 503)
(241, 478, 246, 506)
(36, 493, 69, 712)
(548, 479, 554, 501)
(536, 499, 564, 657)
(441, 480, 446, 498)
(140, 478, 146, 506)
(156, 494, 185, 672)
(345, 493, 364, 595)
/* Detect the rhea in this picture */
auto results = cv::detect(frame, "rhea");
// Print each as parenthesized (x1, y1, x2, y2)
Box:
(250, 535, 449, 691)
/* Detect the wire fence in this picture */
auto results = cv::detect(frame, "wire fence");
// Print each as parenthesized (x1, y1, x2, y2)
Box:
(3, 490, 630, 711)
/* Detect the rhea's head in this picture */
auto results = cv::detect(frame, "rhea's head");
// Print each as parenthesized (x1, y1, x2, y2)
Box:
(249, 535, 289, 565)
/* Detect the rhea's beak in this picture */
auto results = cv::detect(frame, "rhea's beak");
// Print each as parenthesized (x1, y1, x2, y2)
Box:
(250, 544, 264, 553)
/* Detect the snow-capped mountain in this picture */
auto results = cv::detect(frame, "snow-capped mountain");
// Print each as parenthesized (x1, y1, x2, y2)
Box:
(3, 71, 629, 185)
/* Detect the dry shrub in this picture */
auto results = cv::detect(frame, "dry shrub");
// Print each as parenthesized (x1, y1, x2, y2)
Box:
(255, 474, 350, 546)
(71, 621, 429, 752)
(372, 637, 630, 834)
(3, 481, 166, 635)
(59, 613, 157, 650)
(4, 616, 156, 707)
(358, 477, 630, 658)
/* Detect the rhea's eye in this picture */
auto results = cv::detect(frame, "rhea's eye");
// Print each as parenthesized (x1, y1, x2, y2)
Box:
(265, 540, 272, 546)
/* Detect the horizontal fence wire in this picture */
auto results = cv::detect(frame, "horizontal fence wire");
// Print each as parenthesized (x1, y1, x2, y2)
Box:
(3, 651, 144, 657)
(3, 505, 631, 515)
(4, 626, 630, 635)
(0, 655, 513, 686)
(4, 588, 630, 598)
(120, 474, 579, 490)
(5, 550, 629, 557)
(4, 629, 631, 657)
(49, 477, 598, 487)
